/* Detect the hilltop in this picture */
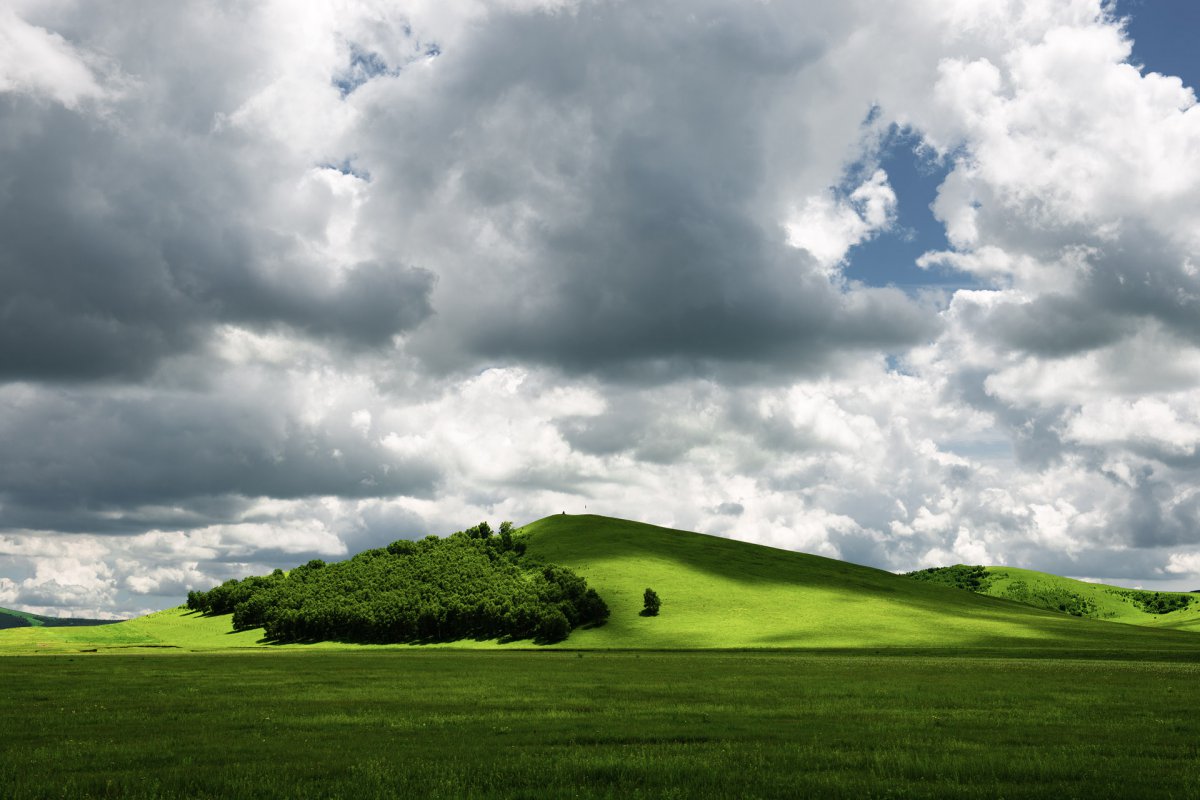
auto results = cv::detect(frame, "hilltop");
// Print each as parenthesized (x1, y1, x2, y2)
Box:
(3, 514, 1200, 654)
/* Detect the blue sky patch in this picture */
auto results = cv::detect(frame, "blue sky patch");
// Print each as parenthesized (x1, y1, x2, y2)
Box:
(1116, 0, 1200, 92)
(841, 126, 967, 290)
(332, 41, 442, 98)
(332, 45, 394, 98)
(319, 158, 371, 181)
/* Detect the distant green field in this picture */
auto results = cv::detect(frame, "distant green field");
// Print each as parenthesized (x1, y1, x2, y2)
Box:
(2, 650, 1198, 799)
(4, 514, 1200, 654)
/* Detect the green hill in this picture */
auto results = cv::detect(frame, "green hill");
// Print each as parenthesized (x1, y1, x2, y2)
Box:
(906, 564, 1200, 632)
(3, 514, 1200, 654)
(0, 606, 121, 630)
(515, 515, 1200, 650)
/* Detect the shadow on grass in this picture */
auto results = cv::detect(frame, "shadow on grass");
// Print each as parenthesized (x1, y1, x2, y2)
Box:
(248, 623, 604, 648)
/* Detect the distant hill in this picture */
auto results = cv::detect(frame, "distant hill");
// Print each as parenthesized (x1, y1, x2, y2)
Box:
(3, 514, 1200, 654)
(905, 565, 1200, 632)
(0, 606, 121, 629)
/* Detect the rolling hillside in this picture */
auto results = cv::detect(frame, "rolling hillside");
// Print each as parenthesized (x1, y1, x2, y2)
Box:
(3, 514, 1200, 654)
(907, 565, 1200, 632)
(516, 515, 1200, 649)
(0, 606, 121, 630)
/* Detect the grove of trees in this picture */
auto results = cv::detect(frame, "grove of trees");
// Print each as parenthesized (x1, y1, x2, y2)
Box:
(186, 522, 609, 644)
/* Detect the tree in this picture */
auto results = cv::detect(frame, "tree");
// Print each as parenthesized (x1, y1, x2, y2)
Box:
(642, 588, 661, 617)
(577, 588, 610, 626)
(535, 608, 570, 643)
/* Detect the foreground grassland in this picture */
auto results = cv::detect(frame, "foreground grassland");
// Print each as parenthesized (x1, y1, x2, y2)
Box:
(2, 650, 1199, 799)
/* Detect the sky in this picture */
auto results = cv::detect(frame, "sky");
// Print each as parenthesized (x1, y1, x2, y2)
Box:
(1, 0, 1199, 618)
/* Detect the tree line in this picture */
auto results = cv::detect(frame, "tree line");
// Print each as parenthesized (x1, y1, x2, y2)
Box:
(186, 522, 609, 644)
(903, 565, 992, 592)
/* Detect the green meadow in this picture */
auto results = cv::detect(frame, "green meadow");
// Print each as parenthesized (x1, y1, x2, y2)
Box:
(3, 650, 1199, 799)
(5, 514, 1200, 798)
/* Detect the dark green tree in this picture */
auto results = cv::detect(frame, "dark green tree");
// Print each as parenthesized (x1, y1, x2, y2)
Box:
(535, 608, 570, 643)
(642, 588, 661, 617)
(577, 588, 610, 626)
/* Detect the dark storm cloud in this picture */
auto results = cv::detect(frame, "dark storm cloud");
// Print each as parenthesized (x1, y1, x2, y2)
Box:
(1086, 230, 1200, 345)
(354, 1, 939, 378)
(961, 233, 1200, 360)
(0, 496, 252, 537)
(0, 0, 935, 389)
(0, 388, 440, 533)
(979, 294, 1133, 357)
(461, 218, 937, 375)
(197, 257, 435, 347)
(0, 79, 432, 383)
(558, 397, 702, 463)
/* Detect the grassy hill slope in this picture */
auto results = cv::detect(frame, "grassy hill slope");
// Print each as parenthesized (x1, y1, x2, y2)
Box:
(0, 607, 269, 653)
(0, 606, 122, 630)
(4, 514, 1200, 653)
(909, 565, 1200, 632)
(518, 515, 1200, 650)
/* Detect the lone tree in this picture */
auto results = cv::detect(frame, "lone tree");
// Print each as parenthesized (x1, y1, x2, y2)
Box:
(642, 588, 661, 617)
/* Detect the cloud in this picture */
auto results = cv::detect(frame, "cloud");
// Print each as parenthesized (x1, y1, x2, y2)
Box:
(341, 0, 941, 375)
(786, 170, 899, 270)
(0, 6, 434, 383)
(1164, 552, 1200, 578)
(0, 367, 441, 533)
(0, 6, 113, 108)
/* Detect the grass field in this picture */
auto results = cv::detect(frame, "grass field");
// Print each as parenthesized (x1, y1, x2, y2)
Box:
(2, 649, 1198, 799)
(4, 514, 1200, 654)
